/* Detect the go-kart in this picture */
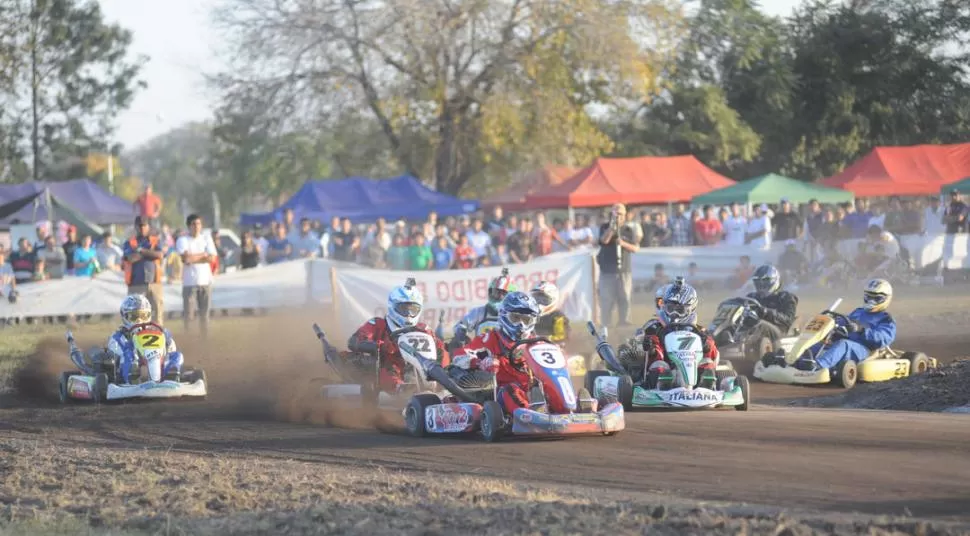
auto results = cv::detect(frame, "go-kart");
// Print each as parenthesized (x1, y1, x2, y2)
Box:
(585, 321, 749, 411)
(753, 299, 937, 388)
(59, 323, 208, 403)
(708, 296, 799, 361)
(401, 336, 625, 442)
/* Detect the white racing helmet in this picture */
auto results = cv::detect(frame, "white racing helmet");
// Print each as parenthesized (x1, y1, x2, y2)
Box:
(863, 278, 893, 313)
(120, 294, 152, 329)
(386, 278, 424, 331)
(530, 281, 560, 316)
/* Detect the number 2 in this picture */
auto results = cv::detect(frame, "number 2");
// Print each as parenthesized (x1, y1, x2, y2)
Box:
(894, 363, 907, 377)
(141, 334, 160, 348)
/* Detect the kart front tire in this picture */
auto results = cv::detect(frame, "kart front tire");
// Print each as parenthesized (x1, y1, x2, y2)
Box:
(617, 374, 634, 411)
(735, 375, 750, 411)
(93, 373, 108, 403)
(404, 394, 442, 438)
(585, 370, 611, 403)
(903, 352, 931, 376)
(837, 359, 857, 389)
(480, 401, 505, 442)
(58, 371, 78, 404)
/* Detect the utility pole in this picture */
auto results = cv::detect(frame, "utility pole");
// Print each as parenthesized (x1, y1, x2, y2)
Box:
(30, 0, 40, 182)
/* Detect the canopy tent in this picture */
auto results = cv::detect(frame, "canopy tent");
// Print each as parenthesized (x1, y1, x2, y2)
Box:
(239, 175, 479, 226)
(522, 155, 735, 208)
(942, 176, 970, 194)
(692, 173, 854, 205)
(0, 178, 135, 225)
(0, 187, 104, 237)
(481, 166, 579, 210)
(818, 143, 970, 197)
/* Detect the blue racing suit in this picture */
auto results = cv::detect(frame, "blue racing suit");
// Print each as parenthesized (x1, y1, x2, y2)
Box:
(106, 324, 184, 384)
(810, 308, 896, 369)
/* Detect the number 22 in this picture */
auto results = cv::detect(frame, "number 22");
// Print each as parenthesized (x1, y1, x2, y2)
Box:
(407, 338, 431, 353)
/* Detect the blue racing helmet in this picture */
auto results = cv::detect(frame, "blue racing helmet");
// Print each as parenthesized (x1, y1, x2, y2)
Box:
(498, 291, 539, 341)
(659, 281, 698, 326)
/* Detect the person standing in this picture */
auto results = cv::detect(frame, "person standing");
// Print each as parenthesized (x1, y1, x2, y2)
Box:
(176, 214, 218, 338)
(597, 203, 639, 327)
(122, 216, 165, 324)
(134, 185, 163, 228)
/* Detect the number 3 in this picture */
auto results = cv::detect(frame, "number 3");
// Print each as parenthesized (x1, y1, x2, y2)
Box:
(540, 351, 556, 365)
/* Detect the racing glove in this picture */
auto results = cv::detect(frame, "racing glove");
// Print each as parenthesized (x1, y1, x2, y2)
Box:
(846, 320, 863, 333)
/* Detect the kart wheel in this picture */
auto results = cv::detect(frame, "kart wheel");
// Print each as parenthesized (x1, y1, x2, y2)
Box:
(187, 369, 208, 400)
(480, 401, 505, 442)
(836, 359, 857, 389)
(747, 337, 773, 361)
(734, 375, 750, 411)
(93, 373, 108, 403)
(716, 369, 737, 391)
(616, 375, 634, 411)
(585, 371, 611, 402)
(902, 352, 931, 376)
(404, 394, 442, 438)
(58, 372, 77, 404)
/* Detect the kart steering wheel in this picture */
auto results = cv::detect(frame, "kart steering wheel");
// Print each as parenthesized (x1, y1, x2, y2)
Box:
(824, 311, 853, 339)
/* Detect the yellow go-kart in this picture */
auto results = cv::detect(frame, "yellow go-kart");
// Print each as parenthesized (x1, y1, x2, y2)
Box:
(753, 299, 937, 388)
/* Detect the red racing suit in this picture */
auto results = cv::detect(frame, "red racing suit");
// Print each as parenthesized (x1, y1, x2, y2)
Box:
(643, 322, 719, 375)
(348, 317, 449, 393)
(458, 330, 534, 413)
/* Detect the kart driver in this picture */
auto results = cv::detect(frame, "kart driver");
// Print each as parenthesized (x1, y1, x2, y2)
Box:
(452, 291, 595, 414)
(641, 280, 720, 389)
(801, 278, 896, 371)
(745, 264, 799, 343)
(347, 278, 449, 395)
(531, 281, 570, 343)
(448, 267, 515, 351)
(71, 294, 184, 383)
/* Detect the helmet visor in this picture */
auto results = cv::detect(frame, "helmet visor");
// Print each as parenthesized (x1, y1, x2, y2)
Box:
(506, 311, 536, 330)
(663, 301, 687, 319)
(124, 309, 151, 325)
(863, 291, 888, 308)
(532, 292, 554, 308)
(753, 276, 775, 294)
(393, 302, 421, 318)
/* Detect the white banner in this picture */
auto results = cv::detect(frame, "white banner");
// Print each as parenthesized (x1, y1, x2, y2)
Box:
(330, 251, 595, 338)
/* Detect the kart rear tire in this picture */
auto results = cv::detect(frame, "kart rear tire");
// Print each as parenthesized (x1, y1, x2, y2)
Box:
(903, 352, 931, 376)
(734, 375, 750, 411)
(58, 371, 79, 404)
(716, 369, 737, 391)
(404, 394, 442, 438)
(616, 374, 634, 411)
(93, 373, 108, 403)
(480, 401, 505, 442)
(836, 359, 857, 389)
(585, 370, 612, 402)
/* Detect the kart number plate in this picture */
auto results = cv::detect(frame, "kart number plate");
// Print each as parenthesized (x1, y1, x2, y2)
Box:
(805, 316, 828, 333)
(529, 344, 566, 369)
(134, 332, 164, 350)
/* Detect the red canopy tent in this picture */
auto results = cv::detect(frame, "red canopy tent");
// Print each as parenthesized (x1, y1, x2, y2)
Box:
(523, 155, 735, 208)
(481, 166, 579, 210)
(818, 143, 970, 197)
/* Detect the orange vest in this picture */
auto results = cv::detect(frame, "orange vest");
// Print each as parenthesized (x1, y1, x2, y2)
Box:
(123, 235, 162, 285)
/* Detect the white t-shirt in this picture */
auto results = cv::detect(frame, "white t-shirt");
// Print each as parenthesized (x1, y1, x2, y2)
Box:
(723, 215, 748, 246)
(176, 233, 218, 287)
(746, 215, 772, 249)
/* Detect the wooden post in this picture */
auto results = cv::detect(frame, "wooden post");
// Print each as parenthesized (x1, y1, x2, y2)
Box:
(329, 264, 340, 320)
(590, 253, 599, 327)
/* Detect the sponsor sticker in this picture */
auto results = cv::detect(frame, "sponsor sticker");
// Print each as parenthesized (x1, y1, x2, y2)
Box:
(433, 404, 470, 432)
(596, 376, 618, 398)
(68, 378, 91, 399)
(665, 390, 721, 403)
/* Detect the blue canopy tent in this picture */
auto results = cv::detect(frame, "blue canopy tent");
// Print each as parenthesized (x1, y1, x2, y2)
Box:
(0, 178, 135, 226)
(239, 175, 479, 226)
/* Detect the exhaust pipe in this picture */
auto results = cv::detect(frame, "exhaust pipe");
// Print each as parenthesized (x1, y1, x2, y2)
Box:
(587, 321, 627, 374)
(399, 341, 482, 404)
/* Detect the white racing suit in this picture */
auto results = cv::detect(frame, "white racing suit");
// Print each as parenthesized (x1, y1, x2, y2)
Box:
(449, 304, 501, 351)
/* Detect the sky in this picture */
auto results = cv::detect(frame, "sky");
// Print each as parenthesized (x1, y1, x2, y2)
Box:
(100, 0, 804, 152)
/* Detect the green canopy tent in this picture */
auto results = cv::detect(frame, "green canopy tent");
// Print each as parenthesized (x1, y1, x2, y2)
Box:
(692, 173, 854, 205)
(941, 176, 970, 194)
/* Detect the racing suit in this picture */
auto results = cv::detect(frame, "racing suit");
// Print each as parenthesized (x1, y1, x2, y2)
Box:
(449, 304, 500, 350)
(812, 308, 896, 369)
(458, 330, 533, 414)
(643, 323, 719, 387)
(535, 310, 570, 343)
(348, 317, 448, 393)
(745, 290, 798, 342)
(102, 323, 183, 384)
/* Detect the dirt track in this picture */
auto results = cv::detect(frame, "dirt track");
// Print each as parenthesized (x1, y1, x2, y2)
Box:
(3, 297, 970, 529)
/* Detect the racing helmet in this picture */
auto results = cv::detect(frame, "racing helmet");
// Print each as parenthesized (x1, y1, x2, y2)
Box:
(530, 281, 560, 316)
(120, 294, 152, 329)
(654, 276, 684, 312)
(752, 264, 781, 296)
(659, 281, 698, 326)
(498, 291, 540, 342)
(863, 278, 893, 313)
(386, 278, 424, 331)
(488, 268, 516, 307)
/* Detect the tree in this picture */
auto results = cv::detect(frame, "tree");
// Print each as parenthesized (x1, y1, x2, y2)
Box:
(0, 0, 145, 181)
(210, 0, 683, 196)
